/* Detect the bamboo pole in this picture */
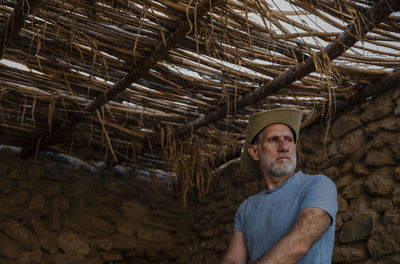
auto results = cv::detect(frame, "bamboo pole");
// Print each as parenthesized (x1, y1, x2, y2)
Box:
(0, 0, 41, 59)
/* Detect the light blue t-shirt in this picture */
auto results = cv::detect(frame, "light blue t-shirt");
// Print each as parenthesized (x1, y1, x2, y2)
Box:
(234, 171, 338, 264)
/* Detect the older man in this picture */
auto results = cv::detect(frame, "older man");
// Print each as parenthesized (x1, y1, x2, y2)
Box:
(221, 108, 338, 264)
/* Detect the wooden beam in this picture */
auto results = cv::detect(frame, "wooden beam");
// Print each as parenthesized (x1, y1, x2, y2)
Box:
(20, 0, 221, 158)
(0, 0, 41, 59)
(174, 0, 400, 137)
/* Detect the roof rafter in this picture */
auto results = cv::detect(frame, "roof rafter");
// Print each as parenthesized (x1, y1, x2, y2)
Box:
(174, 0, 400, 137)
(0, 0, 41, 59)
(20, 0, 221, 158)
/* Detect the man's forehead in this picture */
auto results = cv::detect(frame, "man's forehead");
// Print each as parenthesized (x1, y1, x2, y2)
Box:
(261, 123, 293, 137)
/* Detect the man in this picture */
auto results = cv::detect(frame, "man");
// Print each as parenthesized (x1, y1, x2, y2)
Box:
(221, 108, 338, 264)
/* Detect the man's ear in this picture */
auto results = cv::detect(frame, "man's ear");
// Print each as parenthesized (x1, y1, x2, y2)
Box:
(248, 145, 260, 161)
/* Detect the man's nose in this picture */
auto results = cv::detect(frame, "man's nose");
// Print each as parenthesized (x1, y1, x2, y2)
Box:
(278, 139, 289, 152)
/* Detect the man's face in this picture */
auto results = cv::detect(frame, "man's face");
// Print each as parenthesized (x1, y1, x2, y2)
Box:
(250, 123, 297, 178)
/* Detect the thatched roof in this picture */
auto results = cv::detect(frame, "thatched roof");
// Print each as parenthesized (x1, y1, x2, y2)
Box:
(1, 0, 400, 196)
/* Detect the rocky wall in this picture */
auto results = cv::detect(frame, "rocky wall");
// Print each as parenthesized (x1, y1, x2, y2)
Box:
(0, 148, 191, 264)
(191, 87, 400, 263)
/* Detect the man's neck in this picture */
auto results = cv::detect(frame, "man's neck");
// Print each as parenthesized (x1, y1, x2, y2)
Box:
(264, 171, 295, 190)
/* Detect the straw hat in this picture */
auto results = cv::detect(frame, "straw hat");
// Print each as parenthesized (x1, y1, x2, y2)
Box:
(240, 108, 303, 178)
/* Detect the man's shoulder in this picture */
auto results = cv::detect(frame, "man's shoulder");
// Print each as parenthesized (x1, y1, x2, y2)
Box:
(240, 189, 266, 206)
(296, 171, 335, 185)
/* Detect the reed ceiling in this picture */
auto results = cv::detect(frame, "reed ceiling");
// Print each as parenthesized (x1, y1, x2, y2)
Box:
(1, 0, 399, 195)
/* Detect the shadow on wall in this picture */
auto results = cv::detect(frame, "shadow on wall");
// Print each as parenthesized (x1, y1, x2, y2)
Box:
(0, 145, 191, 264)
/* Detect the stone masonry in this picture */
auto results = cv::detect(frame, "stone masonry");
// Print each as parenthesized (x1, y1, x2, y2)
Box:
(0, 148, 191, 264)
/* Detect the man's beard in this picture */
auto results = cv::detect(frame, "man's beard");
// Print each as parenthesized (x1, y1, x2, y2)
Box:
(258, 149, 296, 178)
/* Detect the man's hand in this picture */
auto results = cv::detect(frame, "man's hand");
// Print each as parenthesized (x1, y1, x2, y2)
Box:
(255, 207, 332, 264)
(220, 231, 248, 264)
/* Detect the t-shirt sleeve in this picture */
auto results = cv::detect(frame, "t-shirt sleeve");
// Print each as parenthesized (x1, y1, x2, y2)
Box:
(300, 175, 338, 224)
(233, 201, 246, 232)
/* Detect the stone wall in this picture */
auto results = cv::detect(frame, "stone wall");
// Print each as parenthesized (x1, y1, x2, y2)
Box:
(191, 87, 400, 263)
(0, 147, 191, 264)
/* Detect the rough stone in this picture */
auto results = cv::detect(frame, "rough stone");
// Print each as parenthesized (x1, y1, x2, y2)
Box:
(308, 147, 329, 166)
(50, 197, 70, 211)
(389, 135, 400, 160)
(335, 175, 353, 189)
(137, 228, 173, 242)
(57, 231, 91, 256)
(322, 166, 341, 180)
(16, 250, 42, 264)
(365, 122, 380, 137)
(361, 93, 395, 122)
(0, 232, 21, 258)
(95, 238, 113, 252)
(393, 184, 400, 205)
(373, 131, 400, 149)
(382, 211, 400, 225)
(116, 218, 139, 236)
(102, 253, 124, 262)
(63, 213, 114, 238)
(0, 220, 39, 250)
(368, 225, 400, 258)
(333, 244, 368, 263)
(342, 178, 365, 199)
(342, 160, 353, 173)
(105, 181, 136, 196)
(146, 242, 179, 261)
(337, 195, 348, 212)
(365, 167, 396, 196)
(121, 201, 149, 218)
(45, 212, 61, 231)
(7, 191, 29, 205)
(379, 116, 400, 130)
(395, 105, 400, 116)
(28, 193, 46, 211)
(331, 114, 362, 139)
(353, 162, 370, 176)
(371, 198, 394, 213)
(336, 214, 343, 231)
(365, 147, 396, 166)
(29, 216, 58, 254)
(0, 179, 12, 194)
(342, 198, 371, 222)
(111, 234, 138, 251)
(339, 215, 374, 243)
(338, 129, 367, 154)
(396, 167, 400, 181)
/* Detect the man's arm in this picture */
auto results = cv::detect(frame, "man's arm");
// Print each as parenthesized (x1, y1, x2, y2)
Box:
(220, 231, 248, 264)
(255, 207, 332, 264)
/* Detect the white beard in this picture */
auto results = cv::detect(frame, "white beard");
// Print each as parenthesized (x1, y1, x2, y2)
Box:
(258, 149, 296, 178)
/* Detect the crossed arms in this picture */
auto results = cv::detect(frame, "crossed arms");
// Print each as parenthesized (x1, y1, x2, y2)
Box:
(220, 207, 332, 264)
